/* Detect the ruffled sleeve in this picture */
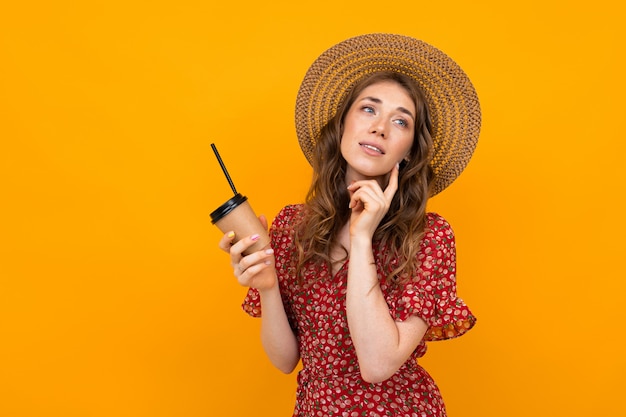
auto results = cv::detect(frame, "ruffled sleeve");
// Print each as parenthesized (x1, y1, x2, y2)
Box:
(242, 287, 262, 317)
(389, 213, 476, 341)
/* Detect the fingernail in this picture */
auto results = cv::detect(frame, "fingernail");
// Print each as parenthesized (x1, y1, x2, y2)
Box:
(227, 231, 235, 238)
(265, 248, 274, 255)
(264, 260, 271, 265)
(250, 234, 260, 241)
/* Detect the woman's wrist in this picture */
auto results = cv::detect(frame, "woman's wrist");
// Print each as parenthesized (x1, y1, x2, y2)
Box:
(257, 275, 280, 296)
(350, 233, 374, 251)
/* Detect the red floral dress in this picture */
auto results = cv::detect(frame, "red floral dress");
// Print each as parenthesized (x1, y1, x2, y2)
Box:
(243, 205, 476, 417)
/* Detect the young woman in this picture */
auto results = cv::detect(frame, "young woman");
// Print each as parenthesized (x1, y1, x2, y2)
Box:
(218, 33, 480, 417)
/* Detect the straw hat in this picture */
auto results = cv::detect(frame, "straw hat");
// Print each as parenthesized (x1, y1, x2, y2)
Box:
(295, 33, 481, 196)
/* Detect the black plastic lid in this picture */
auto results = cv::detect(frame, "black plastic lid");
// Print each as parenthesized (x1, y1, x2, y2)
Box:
(210, 193, 248, 224)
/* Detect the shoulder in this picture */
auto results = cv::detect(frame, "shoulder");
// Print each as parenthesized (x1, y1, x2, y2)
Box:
(425, 212, 452, 230)
(424, 212, 454, 238)
(422, 212, 455, 253)
(272, 204, 306, 230)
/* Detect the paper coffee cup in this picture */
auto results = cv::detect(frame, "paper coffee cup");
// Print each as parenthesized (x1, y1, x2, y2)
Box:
(210, 193, 270, 255)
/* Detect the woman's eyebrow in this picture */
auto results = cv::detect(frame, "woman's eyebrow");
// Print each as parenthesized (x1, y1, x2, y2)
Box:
(360, 96, 415, 121)
(396, 107, 415, 121)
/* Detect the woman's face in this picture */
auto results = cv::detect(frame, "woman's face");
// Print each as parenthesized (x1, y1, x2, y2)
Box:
(340, 81, 415, 186)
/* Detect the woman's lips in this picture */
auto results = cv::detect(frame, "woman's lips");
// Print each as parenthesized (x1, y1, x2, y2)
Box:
(359, 143, 385, 155)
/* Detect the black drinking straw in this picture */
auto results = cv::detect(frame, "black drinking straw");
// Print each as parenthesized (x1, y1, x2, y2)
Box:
(211, 143, 238, 195)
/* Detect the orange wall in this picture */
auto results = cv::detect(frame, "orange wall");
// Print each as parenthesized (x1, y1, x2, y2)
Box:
(1, 1, 625, 416)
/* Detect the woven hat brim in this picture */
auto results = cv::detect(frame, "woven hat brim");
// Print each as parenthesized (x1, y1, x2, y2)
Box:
(295, 33, 481, 195)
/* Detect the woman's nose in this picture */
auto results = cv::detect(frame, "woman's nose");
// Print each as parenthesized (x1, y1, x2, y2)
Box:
(370, 119, 386, 138)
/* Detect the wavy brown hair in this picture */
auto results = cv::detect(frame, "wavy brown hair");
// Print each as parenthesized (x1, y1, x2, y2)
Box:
(294, 71, 434, 284)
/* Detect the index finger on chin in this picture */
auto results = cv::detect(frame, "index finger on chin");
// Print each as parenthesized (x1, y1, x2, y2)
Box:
(383, 163, 400, 201)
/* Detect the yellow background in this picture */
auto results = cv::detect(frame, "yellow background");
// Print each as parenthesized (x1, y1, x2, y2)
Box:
(1, 1, 625, 416)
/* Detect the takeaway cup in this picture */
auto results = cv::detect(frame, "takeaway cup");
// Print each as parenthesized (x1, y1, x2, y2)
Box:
(210, 193, 270, 255)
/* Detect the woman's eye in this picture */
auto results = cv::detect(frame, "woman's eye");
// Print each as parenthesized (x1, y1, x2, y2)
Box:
(362, 106, 375, 113)
(394, 119, 408, 127)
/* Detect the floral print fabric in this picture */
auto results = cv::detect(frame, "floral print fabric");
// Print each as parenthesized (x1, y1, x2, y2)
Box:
(242, 205, 476, 416)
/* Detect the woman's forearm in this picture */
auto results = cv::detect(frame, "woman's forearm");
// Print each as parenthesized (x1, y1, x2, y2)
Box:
(346, 236, 426, 383)
(258, 277, 300, 374)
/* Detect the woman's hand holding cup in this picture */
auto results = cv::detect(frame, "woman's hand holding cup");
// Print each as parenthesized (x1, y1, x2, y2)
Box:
(218, 215, 277, 291)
